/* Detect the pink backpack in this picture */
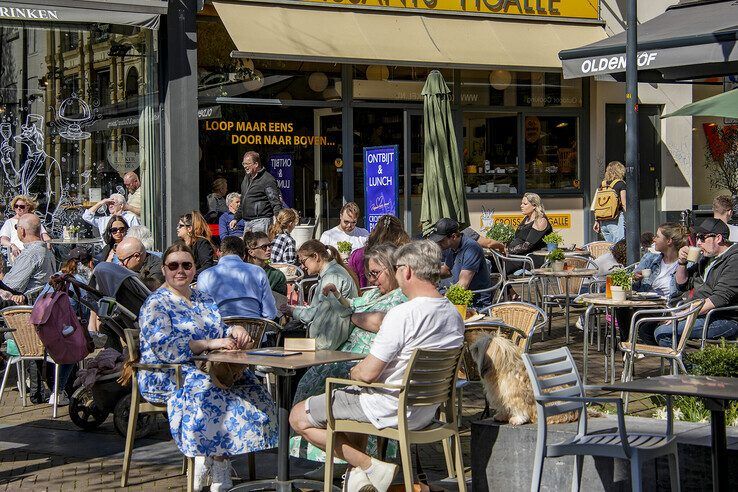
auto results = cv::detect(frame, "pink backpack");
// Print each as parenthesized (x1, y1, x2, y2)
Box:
(30, 279, 93, 364)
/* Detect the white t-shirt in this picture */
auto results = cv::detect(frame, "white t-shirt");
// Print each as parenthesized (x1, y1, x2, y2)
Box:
(319, 225, 369, 251)
(729, 224, 738, 243)
(0, 217, 48, 250)
(651, 259, 678, 297)
(360, 296, 464, 430)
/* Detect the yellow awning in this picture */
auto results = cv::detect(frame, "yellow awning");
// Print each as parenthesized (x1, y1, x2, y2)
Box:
(213, 1, 607, 70)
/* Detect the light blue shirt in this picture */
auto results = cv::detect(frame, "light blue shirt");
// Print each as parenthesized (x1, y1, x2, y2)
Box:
(196, 254, 278, 319)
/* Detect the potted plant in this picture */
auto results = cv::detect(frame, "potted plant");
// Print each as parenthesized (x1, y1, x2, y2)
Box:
(543, 231, 563, 252)
(446, 284, 474, 320)
(485, 222, 515, 245)
(336, 241, 352, 261)
(608, 268, 633, 301)
(68, 225, 80, 240)
(547, 248, 566, 272)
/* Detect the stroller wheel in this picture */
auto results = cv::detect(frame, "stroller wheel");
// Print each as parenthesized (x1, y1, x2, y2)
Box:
(69, 387, 110, 430)
(113, 394, 157, 438)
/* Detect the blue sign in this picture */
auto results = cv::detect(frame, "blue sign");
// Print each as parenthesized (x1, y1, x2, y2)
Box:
(363, 145, 399, 231)
(267, 153, 294, 207)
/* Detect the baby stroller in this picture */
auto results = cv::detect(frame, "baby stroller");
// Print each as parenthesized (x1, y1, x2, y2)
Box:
(62, 264, 157, 438)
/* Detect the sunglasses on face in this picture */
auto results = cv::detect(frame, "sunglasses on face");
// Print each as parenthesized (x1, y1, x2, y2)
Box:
(14, 204, 26, 210)
(119, 252, 139, 264)
(253, 243, 273, 251)
(110, 227, 127, 234)
(165, 261, 194, 272)
(696, 233, 717, 242)
(177, 223, 190, 229)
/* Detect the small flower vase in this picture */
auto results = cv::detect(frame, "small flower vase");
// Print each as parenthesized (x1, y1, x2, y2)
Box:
(547, 242, 558, 252)
(551, 260, 565, 272)
(611, 286, 627, 302)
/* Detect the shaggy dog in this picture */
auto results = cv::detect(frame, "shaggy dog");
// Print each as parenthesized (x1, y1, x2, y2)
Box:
(469, 335, 579, 426)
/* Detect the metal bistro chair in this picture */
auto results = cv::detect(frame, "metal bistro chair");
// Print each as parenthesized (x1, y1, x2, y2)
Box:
(697, 305, 738, 349)
(490, 250, 538, 304)
(470, 272, 504, 312)
(324, 347, 467, 491)
(540, 256, 598, 339)
(0, 306, 64, 418)
(584, 241, 613, 260)
(522, 347, 680, 492)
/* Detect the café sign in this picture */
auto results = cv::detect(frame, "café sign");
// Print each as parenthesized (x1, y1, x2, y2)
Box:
(493, 213, 571, 229)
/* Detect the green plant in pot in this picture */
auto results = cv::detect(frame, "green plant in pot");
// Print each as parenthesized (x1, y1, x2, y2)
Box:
(547, 248, 566, 272)
(608, 268, 633, 301)
(485, 222, 515, 245)
(446, 284, 474, 320)
(336, 241, 352, 259)
(543, 231, 563, 252)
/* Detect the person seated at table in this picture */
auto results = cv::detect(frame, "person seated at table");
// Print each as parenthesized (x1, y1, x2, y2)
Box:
(0, 195, 51, 258)
(269, 208, 300, 265)
(115, 237, 164, 290)
(97, 215, 130, 263)
(593, 239, 627, 281)
(505, 193, 553, 271)
(198, 236, 277, 319)
(289, 240, 464, 491)
(218, 192, 245, 240)
(137, 242, 278, 492)
(279, 239, 359, 349)
(459, 226, 506, 254)
(289, 244, 407, 476)
(348, 215, 410, 288)
(0, 214, 55, 304)
(82, 193, 139, 237)
(176, 211, 215, 279)
(319, 202, 369, 250)
(643, 218, 738, 347)
(207, 177, 229, 217)
(430, 217, 492, 309)
(244, 231, 287, 296)
(712, 194, 738, 242)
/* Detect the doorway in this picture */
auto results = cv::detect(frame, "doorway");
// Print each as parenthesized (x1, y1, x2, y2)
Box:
(314, 108, 343, 236)
(605, 104, 663, 235)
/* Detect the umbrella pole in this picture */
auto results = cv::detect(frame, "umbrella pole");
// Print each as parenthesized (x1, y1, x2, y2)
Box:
(625, 0, 641, 264)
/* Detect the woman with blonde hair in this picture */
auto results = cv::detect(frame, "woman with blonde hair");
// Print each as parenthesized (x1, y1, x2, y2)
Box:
(0, 195, 51, 256)
(348, 214, 410, 287)
(593, 160, 626, 242)
(506, 193, 553, 268)
(176, 211, 215, 278)
(269, 208, 300, 265)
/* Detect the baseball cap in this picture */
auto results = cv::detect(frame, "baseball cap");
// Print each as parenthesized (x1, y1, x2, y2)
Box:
(427, 218, 460, 242)
(67, 247, 92, 262)
(694, 217, 730, 237)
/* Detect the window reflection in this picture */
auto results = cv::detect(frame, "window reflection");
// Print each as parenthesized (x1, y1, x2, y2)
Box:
(524, 116, 579, 191)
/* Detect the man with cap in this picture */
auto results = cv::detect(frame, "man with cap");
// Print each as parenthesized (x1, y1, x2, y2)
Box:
(115, 237, 164, 290)
(429, 217, 492, 308)
(648, 218, 738, 346)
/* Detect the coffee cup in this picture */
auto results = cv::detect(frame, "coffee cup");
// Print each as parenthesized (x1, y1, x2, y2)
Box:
(687, 246, 701, 263)
(465, 186, 471, 193)
(641, 269, 651, 279)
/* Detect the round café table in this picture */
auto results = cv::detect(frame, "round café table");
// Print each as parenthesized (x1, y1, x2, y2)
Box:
(578, 292, 667, 385)
(533, 268, 597, 344)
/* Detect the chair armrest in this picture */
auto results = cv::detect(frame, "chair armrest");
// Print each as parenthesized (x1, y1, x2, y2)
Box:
(535, 395, 622, 405)
(325, 377, 402, 391)
(702, 305, 738, 346)
(132, 362, 181, 371)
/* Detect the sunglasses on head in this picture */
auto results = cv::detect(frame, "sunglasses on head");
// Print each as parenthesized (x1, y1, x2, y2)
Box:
(696, 233, 717, 242)
(165, 261, 194, 271)
(110, 227, 127, 234)
(14, 204, 26, 210)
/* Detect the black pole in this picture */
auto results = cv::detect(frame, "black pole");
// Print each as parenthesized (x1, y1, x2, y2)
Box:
(625, 0, 640, 264)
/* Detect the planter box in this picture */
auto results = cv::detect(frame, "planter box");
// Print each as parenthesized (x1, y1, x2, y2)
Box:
(471, 415, 738, 491)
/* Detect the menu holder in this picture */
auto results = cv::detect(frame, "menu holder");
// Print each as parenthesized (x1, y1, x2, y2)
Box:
(246, 348, 302, 357)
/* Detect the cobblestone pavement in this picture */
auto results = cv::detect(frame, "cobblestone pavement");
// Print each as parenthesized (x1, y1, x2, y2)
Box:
(0, 319, 663, 491)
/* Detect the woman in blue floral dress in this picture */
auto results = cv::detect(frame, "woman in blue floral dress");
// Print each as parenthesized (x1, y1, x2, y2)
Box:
(137, 242, 277, 492)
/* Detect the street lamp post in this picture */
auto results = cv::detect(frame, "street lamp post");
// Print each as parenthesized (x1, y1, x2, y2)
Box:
(625, 0, 641, 264)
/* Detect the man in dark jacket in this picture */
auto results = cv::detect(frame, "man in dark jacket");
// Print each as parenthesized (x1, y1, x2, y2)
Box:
(229, 151, 282, 234)
(116, 237, 164, 290)
(650, 218, 738, 346)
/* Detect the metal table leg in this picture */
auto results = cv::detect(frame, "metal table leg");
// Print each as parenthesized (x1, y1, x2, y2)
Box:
(582, 304, 593, 385)
(564, 277, 571, 344)
(706, 398, 728, 492)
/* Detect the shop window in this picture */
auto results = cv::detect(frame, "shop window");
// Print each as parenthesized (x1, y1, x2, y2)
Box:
(462, 113, 518, 196)
(524, 116, 579, 192)
(351, 65, 453, 103)
(460, 70, 582, 108)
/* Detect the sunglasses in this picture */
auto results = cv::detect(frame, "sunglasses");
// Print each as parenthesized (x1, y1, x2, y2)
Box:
(696, 233, 717, 242)
(14, 204, 26, 210)
(164, 261, 194, 271)
(110, 227, 128, 234)
(119, 252, 139, 264)
(253, 243, 273, 251)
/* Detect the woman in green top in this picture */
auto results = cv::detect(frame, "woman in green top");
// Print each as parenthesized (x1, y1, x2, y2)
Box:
(244, 231, 287, 295)
(289, 243, 407, 467)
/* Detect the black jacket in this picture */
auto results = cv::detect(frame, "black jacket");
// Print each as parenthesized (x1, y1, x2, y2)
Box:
(677, 244, 738, 320)
(233, 168, 282, 221)
(191, 238, 215, 280)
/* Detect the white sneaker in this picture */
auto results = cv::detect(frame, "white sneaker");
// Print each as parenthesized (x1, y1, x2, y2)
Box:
(343, 467, 376, 492)
(575, 316, 584, 331)
(210, 459, 233, 492)
(365, 458, 398, 492)
(193, 456, 212, 492)
(48, 391, 69, 406)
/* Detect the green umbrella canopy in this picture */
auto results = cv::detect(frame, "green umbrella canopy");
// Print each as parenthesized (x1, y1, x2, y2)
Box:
(662, 89, 738, 119)
(420, 70, 469, 236)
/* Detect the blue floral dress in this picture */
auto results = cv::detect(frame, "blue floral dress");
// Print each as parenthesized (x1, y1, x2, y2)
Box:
(137, 287, 278, 457)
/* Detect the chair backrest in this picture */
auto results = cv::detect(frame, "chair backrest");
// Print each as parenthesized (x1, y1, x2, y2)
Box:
(124, 328, 140, 362)
(674, 299, 705, 353)
(489, 302, 545, 345)
(522, 347, 585, 422)
(221, 316, 281, 348)
(490, 250, 533, 281)
(1, 306, 43, 358)
(585, 241, 613, 259)
(462, 323, 528, 381)
(400, 347, 464, 425)
(271, 263, 304, 283)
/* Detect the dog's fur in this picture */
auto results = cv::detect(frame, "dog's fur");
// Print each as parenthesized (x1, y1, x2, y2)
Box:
(469, 335, 579, 426)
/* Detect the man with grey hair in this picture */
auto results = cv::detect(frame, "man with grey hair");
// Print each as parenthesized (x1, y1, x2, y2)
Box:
(219, 191, 246, 239)
(82, 192, 140, 236)
(229, 150, 282, 234)
(290, 240, 464, 491)
(0, 214, 55, 301)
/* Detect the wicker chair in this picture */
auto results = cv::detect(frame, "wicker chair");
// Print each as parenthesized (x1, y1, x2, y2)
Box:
(585, 241, 613, 259)
(0, 306, 64, 418)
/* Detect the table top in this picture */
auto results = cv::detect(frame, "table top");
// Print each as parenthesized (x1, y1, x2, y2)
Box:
(578, 292, 667, 308)
(48, 237, 103, 245)
(195, 349, 365, 370)
(532, 268, 598, 278)
(530, 249, 591, 257)
(464, 315, 505, 326)
(603, 375, 738, 402)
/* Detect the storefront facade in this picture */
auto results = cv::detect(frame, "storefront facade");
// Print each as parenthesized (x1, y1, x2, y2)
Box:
(197, 0, 606, 244)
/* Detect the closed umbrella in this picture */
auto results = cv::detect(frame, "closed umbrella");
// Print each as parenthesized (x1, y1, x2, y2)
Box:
(420, 70, 469, 235)
(662, 89, 738, 119)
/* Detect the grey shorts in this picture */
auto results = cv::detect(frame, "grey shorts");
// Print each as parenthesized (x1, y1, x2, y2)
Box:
(305, 386, 371, 428)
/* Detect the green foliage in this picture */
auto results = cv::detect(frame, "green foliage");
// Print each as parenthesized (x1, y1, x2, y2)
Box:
(336, 241, 352, 254)
(446, 284, 474, 307)
(608, 268, 633, 289)
(546, 248, 565, 262)
(485, 222, 515, 244)
(543, 231, 563, 245)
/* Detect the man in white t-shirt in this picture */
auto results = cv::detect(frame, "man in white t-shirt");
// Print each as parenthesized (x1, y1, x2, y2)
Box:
(318, 201, 369, 251)
(712, 194, 738, 242)
(290, 240, 464, 491)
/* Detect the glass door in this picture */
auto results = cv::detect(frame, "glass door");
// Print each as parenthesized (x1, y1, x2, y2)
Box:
(404, 110, 424, 235)
(313, 108, 342, 236)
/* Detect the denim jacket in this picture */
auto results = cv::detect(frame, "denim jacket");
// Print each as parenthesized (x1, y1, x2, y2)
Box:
(632, 252, 679, 299)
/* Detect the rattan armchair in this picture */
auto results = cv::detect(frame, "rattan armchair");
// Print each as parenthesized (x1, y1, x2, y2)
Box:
(584, 241, 613, 260)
